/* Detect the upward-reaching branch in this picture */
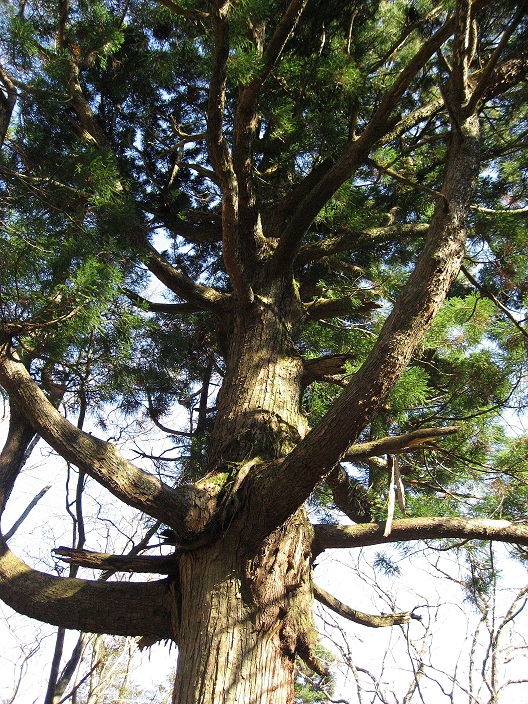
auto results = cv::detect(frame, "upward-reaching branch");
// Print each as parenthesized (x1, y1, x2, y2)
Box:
(208, 2, 253, 305)
(0, 343, 204, 540)
(250, 107, 481, 540)
(233, 0, 308, 241)
(271, 11, 467, 270)
(272, 2, 493, 272)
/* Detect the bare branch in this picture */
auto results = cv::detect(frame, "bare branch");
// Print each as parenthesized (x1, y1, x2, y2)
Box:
(4, 486, 51, 540)
(312, 518, 528, 555)
(53, 547, 178, 574)
(313, 583, 419, 628)
(343, 426, 460, 462)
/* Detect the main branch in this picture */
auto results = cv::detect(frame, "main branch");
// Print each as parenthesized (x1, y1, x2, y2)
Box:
(0, 343, 205, 540)
(0, 537, 173, 638)
(249, 109, 480, 540)
(312, 518, 528, 554)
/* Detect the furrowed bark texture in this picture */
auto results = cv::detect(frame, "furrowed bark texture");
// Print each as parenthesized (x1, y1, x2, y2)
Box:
(172, 510, 315, 704)
(208, 281, 306, 466)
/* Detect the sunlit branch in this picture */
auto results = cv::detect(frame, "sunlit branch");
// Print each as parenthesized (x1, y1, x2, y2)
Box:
(465, 3, 528, 115)
(344, 426, 460, 461)
(53, 547, 178, 574)
(207, 4, 253, 305)
(313, 583, 420, 628)
(233, 0, 308, 236)
(272, 12, 464, 269)
(312, 518, 528, 555)
(249, 109, 480, 540)
(366, 157, 448, 207)
(0, 537, 173, 638)
(0, 343, 204, 538)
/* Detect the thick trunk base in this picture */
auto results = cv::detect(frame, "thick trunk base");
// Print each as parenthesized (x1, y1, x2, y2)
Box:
(172, 510, 316, 704)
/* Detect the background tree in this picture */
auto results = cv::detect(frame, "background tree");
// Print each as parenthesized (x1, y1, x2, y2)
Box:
(1, 0, 528, 702)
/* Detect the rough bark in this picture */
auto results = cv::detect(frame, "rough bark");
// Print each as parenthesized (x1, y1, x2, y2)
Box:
(172, 510, 319, 704)
(207, 281, 306, 466)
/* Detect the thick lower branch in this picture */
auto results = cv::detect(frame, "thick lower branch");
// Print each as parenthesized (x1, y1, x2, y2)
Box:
(0, 536, 173, 638)
(312, 518, 528, 555)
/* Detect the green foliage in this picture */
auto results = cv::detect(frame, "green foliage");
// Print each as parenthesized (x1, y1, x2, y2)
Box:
(1, 0, 528, 557)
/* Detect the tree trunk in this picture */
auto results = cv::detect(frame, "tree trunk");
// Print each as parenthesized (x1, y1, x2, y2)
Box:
(172, 284, 317, 703)
(172, 509, 316, 704)
(209, 280, 306, 466)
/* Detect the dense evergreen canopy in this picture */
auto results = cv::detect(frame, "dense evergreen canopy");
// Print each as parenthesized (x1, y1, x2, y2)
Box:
(1, 0, 528, 701)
